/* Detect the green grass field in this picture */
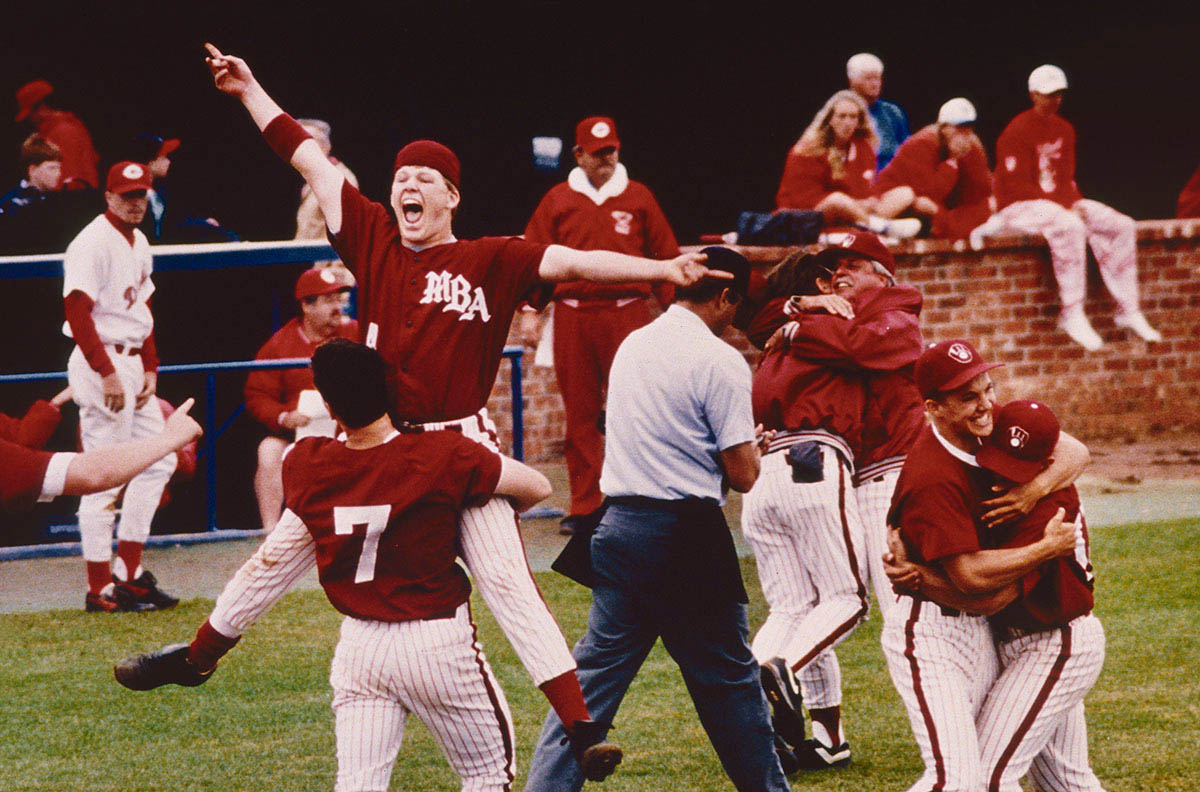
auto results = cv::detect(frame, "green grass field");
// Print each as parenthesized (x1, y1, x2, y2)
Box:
(1, 516, 1196, 791)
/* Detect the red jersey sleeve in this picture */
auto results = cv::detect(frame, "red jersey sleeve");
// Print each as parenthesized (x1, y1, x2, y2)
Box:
(523, 193, 557, 245)
(243, 334, 292, 429)
(330, 180, 396, 281)
(8, 400, 62, 449)
(63, 291, 115, 377)
(490, 236, 552, 311)
(786, 290, 923, 372)
(896, 479, 981, 564)
(641, 191, 679, 307)
(743, 297, 791, 350)
(776, 149, 830, 210)
(442, 436, 503, 507)
(0, 439, 54, 512)
(994, 119, 1042, 208)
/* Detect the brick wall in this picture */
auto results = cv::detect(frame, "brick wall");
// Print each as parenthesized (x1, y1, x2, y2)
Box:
(487, 219, 1200, 461)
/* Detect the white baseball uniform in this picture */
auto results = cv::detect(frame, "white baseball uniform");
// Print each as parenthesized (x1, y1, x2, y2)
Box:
(62, 214, 175, 565)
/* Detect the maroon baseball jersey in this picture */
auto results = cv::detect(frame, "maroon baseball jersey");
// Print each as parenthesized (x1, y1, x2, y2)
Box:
(281, 430, 502, 622)
(785, 285, 925, 468)
(243, 317, 361, 431)
(0, 400, 62, 449)
(331, 182, 549, 422)
(524, 178, 678, 303)
(776, 137, 876, 210)
(0, 438, 53, 512)
(987, 485, 1094, 631)
(888, 424, 993, 565)
(994, 108, 1083, 210)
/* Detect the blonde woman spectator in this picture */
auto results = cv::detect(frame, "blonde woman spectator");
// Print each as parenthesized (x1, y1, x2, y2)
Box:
(776, 90, 920, 239)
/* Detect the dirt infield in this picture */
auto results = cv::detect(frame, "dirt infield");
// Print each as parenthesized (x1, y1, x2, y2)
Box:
(2, 446, 1197, 615)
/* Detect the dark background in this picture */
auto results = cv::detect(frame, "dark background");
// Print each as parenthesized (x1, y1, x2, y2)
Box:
(2, 1, 1198, 539)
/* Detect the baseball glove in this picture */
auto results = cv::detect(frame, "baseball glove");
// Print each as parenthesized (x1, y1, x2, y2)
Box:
(114, 643, 214, 691)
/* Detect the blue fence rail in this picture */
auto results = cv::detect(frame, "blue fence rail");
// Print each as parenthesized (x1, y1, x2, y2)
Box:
(2, 239, 553, 560)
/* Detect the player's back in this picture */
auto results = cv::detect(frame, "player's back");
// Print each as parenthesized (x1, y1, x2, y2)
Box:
(281, 430, 501, 623)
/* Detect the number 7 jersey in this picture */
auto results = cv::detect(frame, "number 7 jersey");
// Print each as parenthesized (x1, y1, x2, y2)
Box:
(281, 430, 502, 623)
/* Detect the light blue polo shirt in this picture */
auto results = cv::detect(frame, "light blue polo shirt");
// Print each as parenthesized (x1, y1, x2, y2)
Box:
(600, 304, 755, 505)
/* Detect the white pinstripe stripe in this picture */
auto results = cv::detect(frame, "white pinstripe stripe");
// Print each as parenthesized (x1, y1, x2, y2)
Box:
(855, 468, 902, 621)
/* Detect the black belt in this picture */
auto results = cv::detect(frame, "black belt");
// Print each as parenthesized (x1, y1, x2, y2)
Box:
(113, 344, 142, 356)
(606, 495, 720, 514)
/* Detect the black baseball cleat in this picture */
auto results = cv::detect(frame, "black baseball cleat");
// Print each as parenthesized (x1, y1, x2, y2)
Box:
(563, 719, 623, 782)
(792, 738, 852, 769)
(114, 570, 179, 610)
(85, 589, 153, 613)
(114, 643, 214, 691)
(760, 657, 807, 750)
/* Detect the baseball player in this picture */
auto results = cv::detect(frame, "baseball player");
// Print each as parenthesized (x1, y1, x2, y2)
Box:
(115, 340, 622, 790)
(205, 43, 721, 757)
(886, 400, 1106, 792)
(882, 340, 1089, 792)
(1, 398, 200, 514)
(986, 64, 1160, 351)
(244, 267, 359, 531)
(62, 160, 179, 613)
(521, 115, 678, 536)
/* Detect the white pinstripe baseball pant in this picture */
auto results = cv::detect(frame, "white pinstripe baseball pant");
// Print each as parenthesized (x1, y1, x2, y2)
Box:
(991, 199, 1140, 316)
(330, 605, 516, 792)
(741, 443, 870, 709)
(421, 410, 577, 687)
(854, 465, 903, 622)
(881, 595, 1000, 792)
(977, 614, 1106, 792)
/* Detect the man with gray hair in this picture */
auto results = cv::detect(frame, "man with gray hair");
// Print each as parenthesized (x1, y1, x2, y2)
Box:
(295, 118, 358, 281)
(846, 53, 909, 170)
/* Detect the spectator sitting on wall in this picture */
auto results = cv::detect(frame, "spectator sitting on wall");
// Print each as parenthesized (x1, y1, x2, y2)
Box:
(0, 134, 62, 214)
(982, 64, 1160, 350)
(846, 53, 909, 170)
(1177, 161, 1200, 219)
(294, 118, 357, 290)
(128, 133, 238, 243)
(14, 80, 100, 190)
(243, 268, 359, 532)
(777, 89, 921, 240)
(872, 98, 993, 240)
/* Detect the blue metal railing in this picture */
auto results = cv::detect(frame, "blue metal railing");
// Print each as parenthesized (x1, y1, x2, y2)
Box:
(0, 348, 526, 535)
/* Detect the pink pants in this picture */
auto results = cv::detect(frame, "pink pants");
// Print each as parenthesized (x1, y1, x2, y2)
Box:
(994, 199, 1140, 315)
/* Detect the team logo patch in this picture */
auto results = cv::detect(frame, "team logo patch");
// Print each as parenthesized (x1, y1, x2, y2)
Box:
(591, 121, 611, 139)
(947, 342, 973, 363)
(612, 210, 633, 235)
(419, 270, 492, 322)
(319, 269, 337, 284)
(1009, 426, 1030, 449)
(840, 234, 857, 248)
(1005, 156, 1017, 172)
(122, 163, 144, 179)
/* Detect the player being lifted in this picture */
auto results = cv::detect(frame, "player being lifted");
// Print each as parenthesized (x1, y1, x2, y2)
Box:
(115, 339, 621, 791)
(202, 42, 726, 779)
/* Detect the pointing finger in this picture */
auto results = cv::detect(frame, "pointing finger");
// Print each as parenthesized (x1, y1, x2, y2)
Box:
(204, 42, 224, 59)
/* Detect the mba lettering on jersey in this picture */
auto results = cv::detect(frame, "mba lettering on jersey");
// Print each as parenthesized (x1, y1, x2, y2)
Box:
(419, 271, 492, 322)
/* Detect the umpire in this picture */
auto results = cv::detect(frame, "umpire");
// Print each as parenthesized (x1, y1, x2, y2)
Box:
(525, 248, 789, 792)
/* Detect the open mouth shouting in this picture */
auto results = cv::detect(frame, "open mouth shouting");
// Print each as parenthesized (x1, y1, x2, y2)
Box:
(400, 197, 424, 225)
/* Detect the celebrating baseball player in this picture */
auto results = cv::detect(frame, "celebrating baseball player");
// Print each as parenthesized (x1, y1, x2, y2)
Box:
(62, 160, 180, 613)
(204, 42, 725, 774)
(885, 399, 1106, 792)
(115, 340, 620, 790)
(2, 398, 201, 514)
(881, 339, 1091, 792)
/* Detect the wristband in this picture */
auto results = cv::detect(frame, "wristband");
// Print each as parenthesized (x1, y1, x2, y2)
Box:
(262, 113, 312, 163)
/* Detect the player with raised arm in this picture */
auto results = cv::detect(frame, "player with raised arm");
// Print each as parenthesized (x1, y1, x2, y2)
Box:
(202, 43, 723, 766)
(115, 340, 622, 789)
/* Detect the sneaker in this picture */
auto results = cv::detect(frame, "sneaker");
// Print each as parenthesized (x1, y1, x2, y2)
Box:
(85, 587, 152, 613)
(792, 738, 852, 769)
(883, 217, 922, 239)
(114, 570, 179, 610)
(1114, 311, 1163, 343)
(1058, 309, 1103, 351)
(760, 658, 806, 751)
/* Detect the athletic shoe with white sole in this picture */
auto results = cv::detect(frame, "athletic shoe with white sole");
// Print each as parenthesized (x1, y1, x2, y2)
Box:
(793, 737, 852, 769)
(760, 657, 806, 751)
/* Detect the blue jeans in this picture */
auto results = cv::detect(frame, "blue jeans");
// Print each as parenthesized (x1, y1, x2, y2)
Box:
(523, 501, 788, 792)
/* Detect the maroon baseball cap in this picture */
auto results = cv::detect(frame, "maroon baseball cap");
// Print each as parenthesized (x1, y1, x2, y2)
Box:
(295, 268, 349, 300)
(915, 339, 1004, 399)
(15, 79, 53, 122)
(393, 140, 461, 188)
(105, 161, 153, 195)
(575, 116, 620, 154)
(977, 400, 1060, 483)
(813, 231, 896, 276)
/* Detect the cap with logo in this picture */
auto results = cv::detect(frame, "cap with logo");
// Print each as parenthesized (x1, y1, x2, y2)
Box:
(976, 400, 1060, 483)
(105, 161, 153, 195)
(812, 231, 896, 276)
(915, 339, 1004, 399)
(937, 98, 977, 126)
(15, 79, 53, 122)
(295, 267, 350, 300)
(575, 116, 620, 155)
(1028, 64, 1068, 94)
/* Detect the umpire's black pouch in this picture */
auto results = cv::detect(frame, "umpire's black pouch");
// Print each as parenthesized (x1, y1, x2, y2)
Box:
(786, 441, 824, 483)
(551, 507, 606, 588)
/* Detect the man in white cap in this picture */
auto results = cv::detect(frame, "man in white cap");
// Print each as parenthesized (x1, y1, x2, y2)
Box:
(986, 64, 1161, 350)
(873, 98, 993, 239)
(846, 53, 909, 170)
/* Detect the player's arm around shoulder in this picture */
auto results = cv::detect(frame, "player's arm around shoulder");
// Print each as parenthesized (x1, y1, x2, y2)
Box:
(495, 456, 552, 513)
